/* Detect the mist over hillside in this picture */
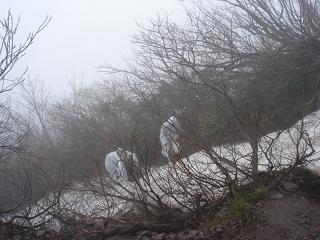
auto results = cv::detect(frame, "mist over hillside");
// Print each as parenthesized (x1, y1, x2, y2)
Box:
(1, 0, 320, 239)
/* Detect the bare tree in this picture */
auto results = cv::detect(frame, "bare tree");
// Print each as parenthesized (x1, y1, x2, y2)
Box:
(101, 0, 320, 182)
(0, 10, 50, 93)
(0, 9, 50, 219)
(3, 1, 320, 238)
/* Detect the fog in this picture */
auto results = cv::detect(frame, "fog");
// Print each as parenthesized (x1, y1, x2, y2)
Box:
(1, 0, 187, 96)
(2, 1, 320, 238)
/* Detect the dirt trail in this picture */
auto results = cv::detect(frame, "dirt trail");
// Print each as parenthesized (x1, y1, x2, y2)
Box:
(222, 193, 320, 240)
(2, 193, 319, 239)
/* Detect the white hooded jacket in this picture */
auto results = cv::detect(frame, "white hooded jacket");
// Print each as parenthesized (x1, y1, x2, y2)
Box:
(159, 116, 181, 159)
(104, 148, 138, 180)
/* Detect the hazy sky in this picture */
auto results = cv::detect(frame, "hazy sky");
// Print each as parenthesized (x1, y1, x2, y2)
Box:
(1, 0, 187, 96)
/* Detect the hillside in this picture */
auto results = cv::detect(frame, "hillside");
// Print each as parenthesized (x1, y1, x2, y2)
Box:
(3, 1, 320, 239)
(2, 171, 320, 239)
(2, 108, 320, 239)
(105, 191, 320, 240)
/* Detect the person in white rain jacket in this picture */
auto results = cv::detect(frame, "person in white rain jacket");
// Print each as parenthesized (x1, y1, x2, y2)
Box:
(104, 148, 139, 181)
(160, 116, 181, 163)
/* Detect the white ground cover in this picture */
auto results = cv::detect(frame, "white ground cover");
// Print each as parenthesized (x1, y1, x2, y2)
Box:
(7, 109, 320, 231)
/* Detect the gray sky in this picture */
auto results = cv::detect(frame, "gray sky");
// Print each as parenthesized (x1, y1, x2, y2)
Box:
(1, 0, 187, 96)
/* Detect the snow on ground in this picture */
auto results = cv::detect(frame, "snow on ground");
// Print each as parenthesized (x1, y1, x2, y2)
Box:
(8, 109, 320, 231)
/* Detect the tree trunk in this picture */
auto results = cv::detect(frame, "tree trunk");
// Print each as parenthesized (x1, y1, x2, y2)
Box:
(250, 139, 259, 179)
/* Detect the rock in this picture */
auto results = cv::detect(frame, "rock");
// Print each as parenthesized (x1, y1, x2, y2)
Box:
(173, 230, 203, 240)
(282, 181, 299, 191)
(209, 225, 224, 238)
(198, 231, 206, 239)
(215, 226, 224, 233)
(139, 230, 153, 239)
(152, 233, 166, 240)
(185, 229, 199, 239)
(270, 192, 284, 199)
(165, 233, 177, 240)
(36, 230, 45, 237)
(176, 231, 186, 239)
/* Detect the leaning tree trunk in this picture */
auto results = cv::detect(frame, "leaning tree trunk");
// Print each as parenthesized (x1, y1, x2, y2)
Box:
(249, 138, 259, 179)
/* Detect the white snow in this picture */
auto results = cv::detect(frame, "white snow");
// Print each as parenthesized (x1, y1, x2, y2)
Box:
(8, 109, 320, 231)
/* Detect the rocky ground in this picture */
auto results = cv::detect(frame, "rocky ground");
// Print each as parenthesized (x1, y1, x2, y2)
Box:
(3, 191, 319, 240)
(2, 170, 320, 240)
(216, 192, 320, 240)
(133, 192, 320, 240)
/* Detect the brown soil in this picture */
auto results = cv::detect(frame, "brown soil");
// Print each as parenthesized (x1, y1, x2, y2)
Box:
(2, 193, 319, 239)
(105, 192, 320, 240)
(218, 193, 320, 240)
